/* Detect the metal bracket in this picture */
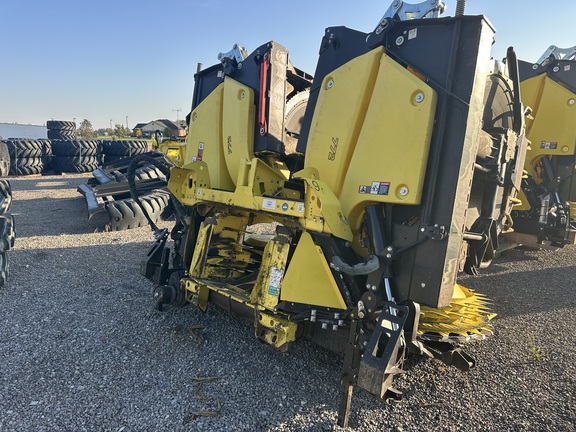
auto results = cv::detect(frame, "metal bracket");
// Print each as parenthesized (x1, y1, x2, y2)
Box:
(337, 319, 362, 428)
(217, 44, 248, 63)
(140, 232, 170, 285)
(374, 0, 446, 34)
(536, 45, 576, 65)
(357, 302, 408, 399)
(421, 224, 447, 240)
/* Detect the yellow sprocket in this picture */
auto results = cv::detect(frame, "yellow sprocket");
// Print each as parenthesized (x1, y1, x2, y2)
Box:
(418, 284, 496, 343)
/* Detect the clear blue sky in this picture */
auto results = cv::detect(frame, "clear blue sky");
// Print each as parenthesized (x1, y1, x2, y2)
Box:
(1, 0, 574, 130)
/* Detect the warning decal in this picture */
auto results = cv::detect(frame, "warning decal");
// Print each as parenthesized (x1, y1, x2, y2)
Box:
(540, 141, 558, 149)
(370, 181, 390, 195)
(262, 198, 276, 210)
(268, 267, 283, 296)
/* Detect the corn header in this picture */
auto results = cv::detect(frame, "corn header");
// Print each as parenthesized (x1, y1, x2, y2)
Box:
(501, 45, 576, 250)
(130, 1, 528, 425)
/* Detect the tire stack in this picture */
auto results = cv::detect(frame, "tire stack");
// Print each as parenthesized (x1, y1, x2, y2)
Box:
(0, 179, 14, 287)
(51, 140, 101, 173)
(101, 140, 149, 163)
(0, 141, 10, 177)
(46, 120, 76, 140)
(106, 189, 173, 231)
(38, 139, 53, 172)
(2, 139, 46, 175)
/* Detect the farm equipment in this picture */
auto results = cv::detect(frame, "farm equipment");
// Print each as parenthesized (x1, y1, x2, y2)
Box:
(77, 136, 185, 231)
(135, 0, 528, 425)
(500, 46, 576, 249)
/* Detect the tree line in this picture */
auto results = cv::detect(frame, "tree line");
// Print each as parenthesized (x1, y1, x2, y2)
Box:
(76, 119, 131, 138)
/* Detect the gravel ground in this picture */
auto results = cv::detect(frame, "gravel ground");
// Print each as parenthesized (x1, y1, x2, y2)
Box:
(1, 174, 575, 431)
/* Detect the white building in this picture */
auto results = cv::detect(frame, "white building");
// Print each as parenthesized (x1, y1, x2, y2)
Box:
(0, 123, 47, 139)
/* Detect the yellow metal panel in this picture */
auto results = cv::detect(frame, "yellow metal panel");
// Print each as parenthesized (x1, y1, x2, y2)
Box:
(339, 53, 437, 231)
(250, 232, 291, 310)
(514, 187, 531, 211)
(188, 221, 213, 278)
(298, 177, 353, 241)
(222, 77, 256, 186)
(522, 76, 576, 167)
(186, 84, 235, 191)
(304, 48, 384, 197)
(255, 311, 297, 352)
(168, 162, 211, 205)
(182, 278, 209, 312)
(281, 232, 347, 310)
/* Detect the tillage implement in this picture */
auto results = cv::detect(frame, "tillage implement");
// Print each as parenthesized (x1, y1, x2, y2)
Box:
(132, 1, 528, 425)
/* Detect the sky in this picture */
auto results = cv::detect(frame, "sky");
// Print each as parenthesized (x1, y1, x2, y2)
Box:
(1, 0, 574, 130)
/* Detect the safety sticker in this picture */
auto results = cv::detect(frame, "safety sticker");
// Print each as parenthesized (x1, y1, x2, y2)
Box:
(262, 198, 276, 210)
(268, 267, 283, 296)
(196, 142, 204, 161)
(297, 203, 305, 213)
(282, 203, 289, 212)
(565, 65, 571, 72)
(370, 181, 390, 195)
(540, 141, 558, 149)
(408, 28, 417, 40)
(197, 189, 202, 196)
(359, 185, 371, 194)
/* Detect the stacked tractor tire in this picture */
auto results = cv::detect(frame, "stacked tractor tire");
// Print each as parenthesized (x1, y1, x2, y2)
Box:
(51, 139, 101, 173)
(0, 119, 150, 175)
(47, 120, 76, 140)
(2, 139, 49, 175)
(48, 121, 97, 173)
(101, 140, 149, 163)
(0, 156, 14, 287)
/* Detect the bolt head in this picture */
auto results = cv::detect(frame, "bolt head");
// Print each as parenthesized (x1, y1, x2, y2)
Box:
(553, 66, 560, 72)
(569, 99, 575, 106)
(399, 186, 409, 196)
(532, 64, 538, 70)
(327, 79, 334, 88)
(396, 36, 405, 46)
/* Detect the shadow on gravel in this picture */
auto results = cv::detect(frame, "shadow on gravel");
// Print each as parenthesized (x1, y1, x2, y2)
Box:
(460, 265, 576, 319)
(8, 174, 89, 190)
(10, 196, 104, 236)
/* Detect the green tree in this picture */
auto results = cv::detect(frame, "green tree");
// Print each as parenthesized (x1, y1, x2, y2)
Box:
(114, 124, 126, 138)
(78, 119, 95, 138)
(164, 127, 173, 138)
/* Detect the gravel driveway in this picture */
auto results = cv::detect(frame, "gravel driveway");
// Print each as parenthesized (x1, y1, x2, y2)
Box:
(1, 174, 575, 431)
